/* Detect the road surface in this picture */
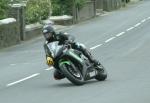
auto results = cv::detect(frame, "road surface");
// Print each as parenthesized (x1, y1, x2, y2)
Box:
(0, 1, 150, 103)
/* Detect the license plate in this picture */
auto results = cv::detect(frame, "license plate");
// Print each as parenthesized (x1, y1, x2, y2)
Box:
(89, 71, 96, 77)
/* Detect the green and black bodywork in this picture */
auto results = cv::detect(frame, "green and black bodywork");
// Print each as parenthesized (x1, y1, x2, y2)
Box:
(46, 41, 107, 85)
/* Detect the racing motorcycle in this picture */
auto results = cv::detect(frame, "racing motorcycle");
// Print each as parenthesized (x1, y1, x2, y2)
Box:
(45, 41, 107, 85)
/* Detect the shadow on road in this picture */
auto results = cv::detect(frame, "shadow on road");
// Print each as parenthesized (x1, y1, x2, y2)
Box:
(50, 82, 77, 88)
(49, 79, 108, 88)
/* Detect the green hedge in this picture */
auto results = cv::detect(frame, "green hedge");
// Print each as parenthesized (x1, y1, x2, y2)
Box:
(1, 0, 86, 23)
(25, 0, 51, 24)
(0, 0, 9, 20)
(51, 0, 86, 16)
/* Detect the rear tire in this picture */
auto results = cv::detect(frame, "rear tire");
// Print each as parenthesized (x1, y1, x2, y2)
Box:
(95, 64, 107, 81)
(60, 61, 85, 85)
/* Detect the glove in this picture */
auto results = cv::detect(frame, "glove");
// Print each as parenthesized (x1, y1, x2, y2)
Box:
(46, 56, 54, 66)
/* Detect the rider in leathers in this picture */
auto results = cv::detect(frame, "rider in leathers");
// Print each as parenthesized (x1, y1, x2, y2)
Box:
(43, 24, 100, 80)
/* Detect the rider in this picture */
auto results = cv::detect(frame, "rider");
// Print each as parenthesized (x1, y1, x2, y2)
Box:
(43, 24, 100, 80)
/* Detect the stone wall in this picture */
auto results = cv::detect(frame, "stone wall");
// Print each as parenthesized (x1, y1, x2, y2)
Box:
(96, 0, 133, 12)
(130, 0, 142, 2)
(0, 18, 20, 49)
(78, 1, 96, 21)
(73, 0, 96, 23)
(25, 23, 43, 40)
(103, 0, 122, 11)
(96, 0, 104, 10)
(8, 4, 25, 41)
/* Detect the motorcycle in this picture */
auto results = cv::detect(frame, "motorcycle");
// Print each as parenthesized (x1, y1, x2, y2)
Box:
(45, 41, 107, 85)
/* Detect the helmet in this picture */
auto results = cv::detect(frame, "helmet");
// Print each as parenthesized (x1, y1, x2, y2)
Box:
(42, 24, 55, 41)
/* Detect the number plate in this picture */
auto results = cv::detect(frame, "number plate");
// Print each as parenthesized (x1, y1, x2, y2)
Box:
(89, 71, 96, 77)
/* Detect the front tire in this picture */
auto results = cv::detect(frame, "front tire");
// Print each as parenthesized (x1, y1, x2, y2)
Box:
(60, 61, 85, 85)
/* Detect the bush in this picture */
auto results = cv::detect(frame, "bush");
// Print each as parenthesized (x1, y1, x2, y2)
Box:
(51, 0, 86, 16)
(0, 0, 9, 20)
(11, 0, 21, 3)
(75, 0, 86, 9)
(25, 0, 51, 24)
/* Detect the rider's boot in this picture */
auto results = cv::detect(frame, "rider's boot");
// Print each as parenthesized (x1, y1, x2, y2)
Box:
(83, 49, 100, 66)
(92, 59, 101, 66)
(53, 70, 65, 80)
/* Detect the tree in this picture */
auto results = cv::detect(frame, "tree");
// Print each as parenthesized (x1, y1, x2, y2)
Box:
(25, 0, 51, 24)
(51, 0, 86, 16)
(0, 0, 9, 20)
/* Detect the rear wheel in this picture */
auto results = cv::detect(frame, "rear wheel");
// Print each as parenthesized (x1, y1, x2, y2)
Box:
(95, 64, 107, 81)
(60, 61, 85, 85)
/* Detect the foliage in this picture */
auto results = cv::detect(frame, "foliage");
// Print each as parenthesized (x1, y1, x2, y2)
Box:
(25, 0, 51, 24)
(0, 0, 9, 20)
(51, 0, 86, 16)
(11, 0, 21, 3)
(75, 0, 86, 9)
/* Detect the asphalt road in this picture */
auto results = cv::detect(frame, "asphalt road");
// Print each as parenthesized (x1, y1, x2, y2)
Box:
(0, 1, 150, 103)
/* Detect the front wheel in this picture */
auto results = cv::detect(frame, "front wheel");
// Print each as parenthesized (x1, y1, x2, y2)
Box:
(95, 64, 107, 81)
(59, 61, 85, 85)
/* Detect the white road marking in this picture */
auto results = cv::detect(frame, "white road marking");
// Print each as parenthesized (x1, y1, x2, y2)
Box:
(141, 19, 146, 23)
(90, 44, 103, 50)
(134, 23, 141, 27)
(147, 17, 150, 20)
(10, 64, 17, 66)
(10, 63, 32, 66)
(126, 27, 135, 31)
(45, 67, 54, 71)
(22, 63, 30, 65)
(6, 73, 40, 87)
(116, 32, 125, 37)
(105, 37, 116, 43)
